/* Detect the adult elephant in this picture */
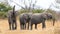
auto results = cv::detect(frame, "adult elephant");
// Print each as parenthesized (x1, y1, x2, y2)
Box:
(19, 13, 32, 30)
(29, 13, 55, 30)
(7, 5, 17, 30)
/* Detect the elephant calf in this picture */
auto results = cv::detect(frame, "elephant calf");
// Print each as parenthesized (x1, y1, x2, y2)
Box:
(19, 13, 32, 30)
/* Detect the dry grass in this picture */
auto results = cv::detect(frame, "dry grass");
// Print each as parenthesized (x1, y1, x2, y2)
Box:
(0, 19, 60, 34)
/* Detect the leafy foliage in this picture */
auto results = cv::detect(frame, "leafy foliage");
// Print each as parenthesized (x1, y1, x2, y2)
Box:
(0, 3, 12, 19)
(0, 12, 7, 19)
(0, 3, 12, 12)
(33, 9, 44, 13)
(19, 9, 44, 14)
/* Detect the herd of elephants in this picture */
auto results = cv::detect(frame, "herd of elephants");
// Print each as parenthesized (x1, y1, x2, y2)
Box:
(7, 5, 55, 30)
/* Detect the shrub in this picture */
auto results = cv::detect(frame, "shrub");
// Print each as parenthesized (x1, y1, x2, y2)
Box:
(0, 12, 7, 19)
(33, 9, 44, 13)
(19, 9, 44, 14)
(0, 3, 12, 19)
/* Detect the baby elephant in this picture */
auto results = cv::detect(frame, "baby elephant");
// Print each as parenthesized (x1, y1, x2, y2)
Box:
(29, 13, 55, 30)
(19, 13, 32, 30)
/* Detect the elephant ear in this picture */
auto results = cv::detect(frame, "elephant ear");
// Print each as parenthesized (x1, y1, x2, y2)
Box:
(44, 14, 48, 20)
(7, 10, 13, 17)
(22, 13, 28, 20)
(46, 13, 53, 20)
(41, 14, 47, 20)
(28, 13, 32, 19)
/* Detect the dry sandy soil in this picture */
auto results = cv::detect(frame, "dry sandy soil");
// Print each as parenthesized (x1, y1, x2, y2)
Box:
(0, 19, 60, 34)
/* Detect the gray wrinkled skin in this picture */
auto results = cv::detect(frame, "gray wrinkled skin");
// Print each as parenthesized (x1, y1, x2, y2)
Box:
(19, 13, 32, 30)
(19, 12, 55, 30)
(7, 6, 17, 30)
(29, 13, 55, 30)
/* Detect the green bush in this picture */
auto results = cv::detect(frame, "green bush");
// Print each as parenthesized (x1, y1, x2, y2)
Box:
(33, 9, 44, 13)
(0, 3, 12, 12)
(0, 3, 12, 19)
(0, 12, 7, 19)
(19, 9, 44, 14)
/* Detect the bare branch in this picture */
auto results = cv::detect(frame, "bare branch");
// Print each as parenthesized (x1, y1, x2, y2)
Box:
(32, 0, 37, 10)
(29, 0, 33, 10)
(10, 0, 25, 9)
(56, 0, 60, 3)
(23, 0, 27, 9)
(44, 2, 53, 12)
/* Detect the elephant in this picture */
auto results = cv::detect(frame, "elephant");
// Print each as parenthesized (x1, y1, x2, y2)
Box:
(29, 13, 55, 30)
(19, 12, 55, 30)
(7, 5, 17, 30)
(19, 13, 32, 30)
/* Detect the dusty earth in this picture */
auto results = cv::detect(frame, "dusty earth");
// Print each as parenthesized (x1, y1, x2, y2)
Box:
(0, 19, 60, 34)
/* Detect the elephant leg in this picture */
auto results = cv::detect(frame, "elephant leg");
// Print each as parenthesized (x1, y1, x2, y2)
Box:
(24, 23, 26, 30)
(27, 22, 29, 30)
(22, 24, 24, 30)
(15, 23, 17, 30)
(20, 24, 23, 30)
(13, 20, 17, 30)
(13, 23, 16, 30)
(35, 24, 37, 29)
(20, 24, 22, 30)
(24, 20, 26, 30)
(12, 23, 14, 30)
(29, 20, 33, 30)
(9, 23, 11, 30)
(8, 19, 12, 30)
(42, 20, 46, 29)
(30, 24, 33, 30)
(14, 22, 17, 30)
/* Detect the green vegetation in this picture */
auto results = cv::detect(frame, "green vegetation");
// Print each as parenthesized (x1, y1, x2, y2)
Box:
(0, 3, 12, 12)
(33, 9, 45, 13)
(0, 3, 12, 19)
(19, 9, 45, 14)
(0, 3, 57, 19)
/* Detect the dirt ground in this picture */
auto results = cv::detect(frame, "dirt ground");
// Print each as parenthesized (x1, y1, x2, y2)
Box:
(0, 19, 60, 34)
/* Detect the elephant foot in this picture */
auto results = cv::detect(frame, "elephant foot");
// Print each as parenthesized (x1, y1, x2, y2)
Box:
(30, 28, 32, 30)
(9, 28, 11, 30)
(30, 29, 32, 30)
(20, 27, 24, 30)
(35, 28, 37, 29)
(20, 28, 25, 30)
(12, 28, 16, 30)
(23, 28, 26, 30)
(12, 29, 16, 30)
(27, 26, 29, 30)
(20, 28, 23, 30)
(14, 27, 17, 30)
(42, 27, 46, 30)
(27, 28, 29, 30)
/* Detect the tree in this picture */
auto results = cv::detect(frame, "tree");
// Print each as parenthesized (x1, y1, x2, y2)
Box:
(56, 0, 60, 3)
(0, 2, 12, 18)
(53, 0, 60, 9)
(10, 0, 37, 13)
(0, 2, 12, 12)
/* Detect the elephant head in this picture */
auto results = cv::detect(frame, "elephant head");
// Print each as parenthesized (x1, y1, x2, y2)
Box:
(44, 13, 55, 26)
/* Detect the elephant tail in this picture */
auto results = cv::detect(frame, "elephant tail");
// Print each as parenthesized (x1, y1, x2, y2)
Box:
(13, 5, 15, 14)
